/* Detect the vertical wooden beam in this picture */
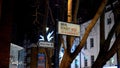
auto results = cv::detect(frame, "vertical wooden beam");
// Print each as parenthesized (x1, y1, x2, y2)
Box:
(116, 20, 120, 68)
(67, 0, 72, 23)
(67, 0, 73, 51)
(117, 49, 120, 68)
(0, 0, 14, 67)
(31, 47, 37, 68)
(99, 11, 105, 53)
(113, 1, 120, 67)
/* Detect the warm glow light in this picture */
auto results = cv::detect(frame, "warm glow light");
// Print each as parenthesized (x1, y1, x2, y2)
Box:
(46, 27, 49, 32)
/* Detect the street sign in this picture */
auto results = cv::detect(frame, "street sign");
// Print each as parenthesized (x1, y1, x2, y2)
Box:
(58, 21, 80, 36)
(38, 42, 54, 48)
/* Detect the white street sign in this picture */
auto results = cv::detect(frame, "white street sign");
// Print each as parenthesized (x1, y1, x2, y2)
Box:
(38, 42, 54, 48)
(58, 21, 80, 36)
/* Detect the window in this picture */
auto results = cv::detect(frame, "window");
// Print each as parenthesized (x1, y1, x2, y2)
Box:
(27, 57, 31, 63)
(61, 47, 64, 53)
(107, 17, 111, 24)
(84, 57, 87, 67)
(27, 49, 31, 54)
(91, 55, 94, 65)
(75, 59, 78, 68)
(84, 41, 87, 49)
(90, 38, 94, 48)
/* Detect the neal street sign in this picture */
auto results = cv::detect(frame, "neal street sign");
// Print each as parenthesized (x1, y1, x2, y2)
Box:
(38, 42, 54, 48)
(58, 21, 80, 36)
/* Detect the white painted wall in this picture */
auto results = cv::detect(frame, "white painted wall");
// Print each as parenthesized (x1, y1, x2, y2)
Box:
(80, 19, 100, 67)
(59, 10, 117, 68)
(80, 10, 117, 68)
(9, 43, 25, 68)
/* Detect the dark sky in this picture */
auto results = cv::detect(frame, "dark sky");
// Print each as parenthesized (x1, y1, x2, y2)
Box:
(1, 0, 116, 46)
(11, 0, 102, 46)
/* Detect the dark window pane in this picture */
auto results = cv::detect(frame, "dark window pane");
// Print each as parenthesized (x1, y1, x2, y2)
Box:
(84, 57, 87, 67)
(84, 41, 87, 49)
(91, 55, 94, 65)
(90, 38, 94, 48)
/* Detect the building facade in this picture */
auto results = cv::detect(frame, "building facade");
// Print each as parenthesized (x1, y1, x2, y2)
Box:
(79, 9, 117, 68)
(9, 43, 25, 68)
(59, 6, 118, 68)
